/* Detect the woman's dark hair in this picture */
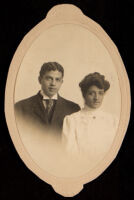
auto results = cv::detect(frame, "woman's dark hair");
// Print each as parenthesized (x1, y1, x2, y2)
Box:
(79, 72, 110, 97)
(39, 62, 64, 78)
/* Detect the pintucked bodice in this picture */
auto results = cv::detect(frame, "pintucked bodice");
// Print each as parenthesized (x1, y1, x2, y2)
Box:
(62, 107, 118, 158)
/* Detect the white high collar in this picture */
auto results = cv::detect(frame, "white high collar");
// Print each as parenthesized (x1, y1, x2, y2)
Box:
(40, 90, 58, 100)
(82, 104, 102, 115)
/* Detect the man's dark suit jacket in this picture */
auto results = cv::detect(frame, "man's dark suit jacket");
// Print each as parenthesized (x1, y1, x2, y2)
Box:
(14, 92, 80, 134)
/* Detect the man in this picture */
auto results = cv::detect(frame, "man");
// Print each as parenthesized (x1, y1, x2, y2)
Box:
(15, 62, 80, 134)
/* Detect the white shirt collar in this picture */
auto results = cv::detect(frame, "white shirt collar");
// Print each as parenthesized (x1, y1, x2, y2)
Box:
(40, 90, 58, 100)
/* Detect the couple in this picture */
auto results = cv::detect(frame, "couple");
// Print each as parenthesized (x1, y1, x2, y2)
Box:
(15, 62, 117, 155)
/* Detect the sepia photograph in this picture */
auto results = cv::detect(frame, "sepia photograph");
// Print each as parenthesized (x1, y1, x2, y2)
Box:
(3, 1, 132, 199)
(14, 23, 121, 177)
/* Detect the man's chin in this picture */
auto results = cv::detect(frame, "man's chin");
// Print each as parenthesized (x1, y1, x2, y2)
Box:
(42, 89, 57, 98)
(47, 92, 56, 98)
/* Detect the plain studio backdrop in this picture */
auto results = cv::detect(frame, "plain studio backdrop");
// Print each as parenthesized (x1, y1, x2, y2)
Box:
(15, 24, 121, 119)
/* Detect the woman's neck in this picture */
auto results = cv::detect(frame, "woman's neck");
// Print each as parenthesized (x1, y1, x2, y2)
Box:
(83, 104, 100, 112)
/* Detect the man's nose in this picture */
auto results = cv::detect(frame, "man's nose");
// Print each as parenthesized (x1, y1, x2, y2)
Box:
(50, 79, 56, 86)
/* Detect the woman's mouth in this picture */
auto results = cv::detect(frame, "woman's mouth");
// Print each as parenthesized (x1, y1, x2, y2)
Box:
(94, 102, 100, 105)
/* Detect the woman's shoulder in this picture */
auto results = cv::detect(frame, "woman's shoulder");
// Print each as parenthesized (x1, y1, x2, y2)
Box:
(99, 111, 112, 118)
(64, 110, 81, 121)
(100, 111, 119, 128)
(100, 111, 118, 120)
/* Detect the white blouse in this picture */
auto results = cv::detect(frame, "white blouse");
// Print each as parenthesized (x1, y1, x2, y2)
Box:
(62, 106, 118, 158)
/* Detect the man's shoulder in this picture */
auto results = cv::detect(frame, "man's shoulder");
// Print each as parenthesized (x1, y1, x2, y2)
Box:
(59, 96, 79, 106)
(15, 93, 39, 108)
(66, 110, 81, 119)
(59, 96, 80, 114)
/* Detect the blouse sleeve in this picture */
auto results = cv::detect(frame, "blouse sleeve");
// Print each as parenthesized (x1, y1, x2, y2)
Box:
(62, 115, 79, 154)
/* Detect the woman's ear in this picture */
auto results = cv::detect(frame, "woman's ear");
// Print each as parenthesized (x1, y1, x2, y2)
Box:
(104, 90, 107, 96)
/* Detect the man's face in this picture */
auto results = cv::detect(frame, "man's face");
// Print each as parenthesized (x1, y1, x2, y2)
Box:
(39, 70, 63, 98)
(84, 85, 105, 109)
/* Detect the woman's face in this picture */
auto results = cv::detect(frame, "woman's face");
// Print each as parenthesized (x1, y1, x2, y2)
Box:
(84, 85, 105, 109)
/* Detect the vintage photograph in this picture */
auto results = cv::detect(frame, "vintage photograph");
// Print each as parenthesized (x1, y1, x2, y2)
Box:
(14, 24, 121, 177)
(3, 1, 132, 198)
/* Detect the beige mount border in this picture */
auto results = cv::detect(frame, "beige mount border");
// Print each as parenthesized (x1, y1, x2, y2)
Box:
(5, 4, 131, 197)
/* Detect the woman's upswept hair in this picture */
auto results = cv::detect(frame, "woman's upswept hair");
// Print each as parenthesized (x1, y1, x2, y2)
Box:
(79, 72, 110, 97)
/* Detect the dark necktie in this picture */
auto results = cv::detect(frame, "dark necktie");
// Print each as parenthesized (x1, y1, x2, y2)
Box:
(46, 99, 54, 114)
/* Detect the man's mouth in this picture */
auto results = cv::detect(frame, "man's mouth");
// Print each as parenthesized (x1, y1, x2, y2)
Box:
(49, 87, 56, 91)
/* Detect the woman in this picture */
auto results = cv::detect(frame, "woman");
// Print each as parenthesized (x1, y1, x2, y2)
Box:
(62, 72, 118, 158)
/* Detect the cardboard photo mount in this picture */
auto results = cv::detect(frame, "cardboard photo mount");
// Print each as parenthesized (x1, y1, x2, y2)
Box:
(5, 4, 131, 197)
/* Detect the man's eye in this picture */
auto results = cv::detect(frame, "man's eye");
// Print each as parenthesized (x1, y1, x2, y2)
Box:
(46, 77, 51, 80)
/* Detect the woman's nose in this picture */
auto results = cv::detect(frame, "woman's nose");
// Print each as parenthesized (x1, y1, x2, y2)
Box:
(94, 93, 99, 100)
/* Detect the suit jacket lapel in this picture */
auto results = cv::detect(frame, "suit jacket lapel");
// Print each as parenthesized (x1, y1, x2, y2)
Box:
(33, 92, 49, 124)
(51, 95, 63, 124)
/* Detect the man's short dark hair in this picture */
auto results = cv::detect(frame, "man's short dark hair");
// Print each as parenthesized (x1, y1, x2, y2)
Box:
(79, 72, 110, 97)
(39, 62, 64, 78)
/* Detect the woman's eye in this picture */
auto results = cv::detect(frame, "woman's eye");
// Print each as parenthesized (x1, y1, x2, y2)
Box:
(99, 92, 104, 95)
(88, 92, 94, 95)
